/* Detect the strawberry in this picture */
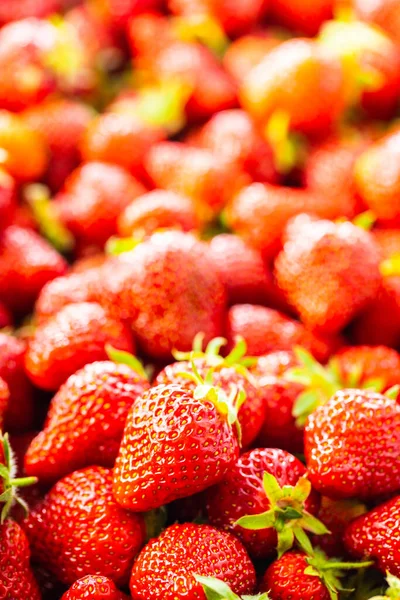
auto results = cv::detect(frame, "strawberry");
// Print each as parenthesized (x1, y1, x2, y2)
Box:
(0, 225, 67, 316)
(269, 0, 334, 35)
(129, 523, 256, 600)
(223, 33, 280, 84)
(54, 162, 147, 248)
(25, 357, 149, 484)
(314, 497, 367, 559)
(333, 345, 400, 393)
(240, 38, 345, 138)
(0, 303, 12, 329)
(25, 301, 135, 391)
(95, 0, 164, 31)
(127, 11, 174, 58)
(206, 0, 269, 37)
(304, 389, 400, 500)
(274, 214, 381, 335)
(0, 0, 61, 24)
(0, 377, 9, 431)
(61, 575, 130, 600)
(354, 127, 400, 226)
(145, 142, 243, 222)
(23, 98, 94, 192)
(0, 168, 16, 232)
(0, 519, 41, 599)
(117, 190, 198, 238)
(195, 576, 269, 600)
(344, 494, 400, 577)
(225, 304, 341, 362)
(260, 549, 371, 600)
(0, 334, 35, 433)
(24, 466, 145, 586)
(354, 0, 400, 42)
(113, 381, 240, 511)
(102, 231, 226, 360)
(206, 447, 322, 559)
(194, 109, 277, 184)
(374, 228, 400, 259)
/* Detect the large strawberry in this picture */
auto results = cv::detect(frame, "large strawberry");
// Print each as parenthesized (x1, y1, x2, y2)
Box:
(113, 382, 240, 511)
(274, 214, 381, 335)
(305, 389, 400, 500)
(344, 494, 400, 577)
(24, 466, 145, 586)
(24, 302, 135, 390)
(25, 357, 149, 484)
(102, 231, 226, 360)
(129, 523, 256, 600)
(61, 575, 130, 600)
(206, 447, 323, 559)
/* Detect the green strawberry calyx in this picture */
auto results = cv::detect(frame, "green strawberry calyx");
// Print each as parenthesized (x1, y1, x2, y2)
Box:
(285, 346, 385, 426)
(194, 575, 270, 600)
(0, 432, 38, 523)
(105, 344, 149, 380)
(235, 473, 329, 558)
(303, 547, 374, 600)
(369, 573, 400, 600)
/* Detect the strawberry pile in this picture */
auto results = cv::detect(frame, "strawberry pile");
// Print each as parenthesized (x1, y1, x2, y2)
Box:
(1, 0, 400, 599)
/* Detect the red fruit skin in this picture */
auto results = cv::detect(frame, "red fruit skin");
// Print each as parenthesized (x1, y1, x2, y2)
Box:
(223, 34, 280, 84)
(260, 551, 330, 600)
(117, 190, 198, 238)
(0, 302, 12, 328)
(25, 302, 135, 391)
(0, 519, 41, 600)
(113, 383, 239, 511)
(62, 575, 129, 600)
(274, 215, 381, 335)
(207, 0, 269, 37)
(226, 304, 342, 363)
(102, 231, 226, 361)
(25, 361, 150, 484)
(334, 345, 400, 391)
(207, 448, 319, 559)
(196, 109, 277, 184)
(155, 358, 265, 449)
(355, 0, 400, 41)
(0, 333, 35, 433)
(344, 495, 400, 577)
(102, 0, 164, 29)
(305, 389, 400, 500)
(24, 466, 145, 587)
(0, 0, 61, 24)
(269, 0, 334, 35)
(0, 225, 67, 316)
(0, 376, 9, 431)
(0, 168, 16, 231)
(314, 497, 367, 559)
(55, 162, 147, 248)
(374, 228, 400, 259)
(129, 523, 256, 600)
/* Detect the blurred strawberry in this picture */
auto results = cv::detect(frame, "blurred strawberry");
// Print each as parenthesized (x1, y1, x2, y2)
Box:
(0, 225, 67, 316)
(0, 0, 61, 25)
(0, 168, 16, 231)
(315, 497, 367, 558)
(0, 377, 9, 431)
(354, 0, 400, 41)
(269, 0, 334, 35)
(91, 0, 164, 31)
(206, 0, 270, 37)
(128, 11, 174, 58)
(0, 303, 12, 329)
(25, 301, 135, 390)
(374, 228, 400, 259)
(223, 33, 281, 84)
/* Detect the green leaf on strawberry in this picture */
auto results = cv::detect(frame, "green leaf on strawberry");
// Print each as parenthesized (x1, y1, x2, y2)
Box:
(194, 575, 270, 600)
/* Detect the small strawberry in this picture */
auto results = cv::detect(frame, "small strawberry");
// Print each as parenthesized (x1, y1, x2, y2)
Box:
(102, 231, 226, 360)
(274, 214, 381, 335)
(226, 304, 342, 362)
(25, 354, 149, 484)
(24, 466, 145, 586)
(269, 0, 334, 35)
(0, 225, 67, 316)
(0, 518, 41, 599)
(305, 389, 400, 500)
(61, 575, 130, 600)
(25, 302, 135, 391)
(129, 523, 256, 600)
(344, 494, 400, 577)
(207, 447, 322, 560)
(117, 190, 198, 238)
(260, 549, 371, 600)
(54, 161, 147, 248)
(113, 381, 240, 511)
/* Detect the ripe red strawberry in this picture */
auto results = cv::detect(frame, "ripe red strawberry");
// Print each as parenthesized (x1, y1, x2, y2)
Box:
(354, 0, 400, 41)
(129, 523, 256, 600)
(24, 466, 145, 586)
(96, 0, 164, 30)
(0, 168, 16, 231)
(0, 0, 61, 24)
(61, 575, 130, 600)
(117, 190, 198, 238)
(206, 0, 269, 37)
(0, 334, 35, 433)
(0, 225, 67, 316)
(269, 0, 333, 35)
(274, 214, 381, 335)
(25, 302, 135, 391)
(344, 494, 400, 577)
(102, 231, 226, 360)
(145, 142, 243, 222)
(223, 33, 280, 84)
(54, 162, 146, 248)
(194, 109, 277, 184)
(305, 389, 400, 500)
(23, 98, 94, 192)
(113, 382, 240, 511)
(240, 38, 345, 137)
(315, 497, 367, 559)
(0, 518, 41, 599)
(127, 11, 174, 58)
(25, 358, 150, 484)
(226, 304, 342, 362)
(207, 448, 322, 559)
(354, 127, 400, 226)
(333, 345, 400, 393)
(0, 377, 9, 431)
